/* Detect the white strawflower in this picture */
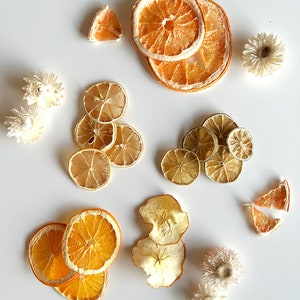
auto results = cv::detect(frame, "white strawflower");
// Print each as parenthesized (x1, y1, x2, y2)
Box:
(242, 32, 285, 76)
(200, 247, 244, 292)
(4, 105, 46, 143)
(191, 283, 226, 300)
(23, 71, 64, 109)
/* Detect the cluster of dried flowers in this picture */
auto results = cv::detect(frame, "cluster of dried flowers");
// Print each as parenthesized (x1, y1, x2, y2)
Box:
(4, 71, 64, 143)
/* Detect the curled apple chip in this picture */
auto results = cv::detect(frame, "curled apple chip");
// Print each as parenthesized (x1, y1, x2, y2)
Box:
(139, 194, 189, 245)
(132, 237, 185, 288)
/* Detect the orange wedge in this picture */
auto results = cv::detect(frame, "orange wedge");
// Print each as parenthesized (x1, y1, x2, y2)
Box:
(131, 0, 205, 61)
(147, 0, 232, 92)
(62, 209, 122, 275)
(55, 271, 107, 300)
(28, 223, 76, 287)
(88, 5, 123, 42)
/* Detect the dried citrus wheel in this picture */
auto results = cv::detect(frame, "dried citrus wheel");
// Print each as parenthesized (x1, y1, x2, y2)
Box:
(68, 149, 111, 190)
(204, 145, 242, 183)
(28, 223, 76, 287)
(83, 81, 127, 124)
(161, 148, 200, 185)
(253, 179, 290, 212)
(105, 123, 143, 167)
(147, 0, 232, 92)
(227, 127, 253, 161)
(62, 209, 122, 275)
(182, 126, 218, 162)
(139, 194, 189, 245)
(131, 0, 205, 61)
(132, 237, 186, 288)
(88, 5, 123, 42)
(74, 114, 116, 151)
(247, 203, 282, 236)
(55, 271, 107, 300)
(202, 113, 238, 145)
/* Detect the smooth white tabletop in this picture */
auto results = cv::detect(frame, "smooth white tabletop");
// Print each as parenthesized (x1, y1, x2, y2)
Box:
(1, 0, 299, 299)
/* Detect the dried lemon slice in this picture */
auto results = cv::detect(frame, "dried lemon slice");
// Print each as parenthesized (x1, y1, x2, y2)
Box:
(182, 126, 218, 162)
(161, 148, 200, 185)
(68, 149, 111, 190)
(139, 194, 189, 245)
(202, 113, 238, 145)
(227, 127, 253, 161)
(204, 145, 242, 183)
(83, 81, 127, 124)
(132, 237, 185, 288)
(105, 124, 143, 167)
(74, 114, 116, 151)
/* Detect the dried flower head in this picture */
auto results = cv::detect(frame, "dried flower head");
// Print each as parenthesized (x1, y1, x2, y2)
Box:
(192, 283, 226, 300)
(23, 71, 64, 109)
(200, 247, 244, 292)
(242, 32, 285, 76)
(4, 105, 45, 143)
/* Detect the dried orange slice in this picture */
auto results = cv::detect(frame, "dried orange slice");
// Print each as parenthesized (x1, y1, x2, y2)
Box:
(132, 237, 186, 288)
(28, 223, 76, 287)
(253, 179, 290, 212)
(182, 126, 218, 162)
(62, 209, 122, 275)
(202, 113, 238, 145)
(227, 127, 253, 161)
(88, 5, 123, 42)
(105, 124, 143, 167)
(161, 148, 200, 185)
(147, 0, 232, 92)
(74, 114, 116, 151)
(139, 194, 189, 245)
(204, 145, 242, 183)
(83, 81, 127, 124)
(131, 0, 205, 61)
(55, 271, 107, 300)
(68, 149, 111, 190)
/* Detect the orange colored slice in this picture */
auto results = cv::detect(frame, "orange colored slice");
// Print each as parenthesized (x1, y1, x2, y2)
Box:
(62, 209, 122, 275)
(55, 271, 107, 300)
(28, 223, 75, 287)
(68, 149, 111, 190)
(147, 0, 232, 91)
(88, 5, 123, 42)
(131, 0, 205, 61)
(253, 179, 290, 212)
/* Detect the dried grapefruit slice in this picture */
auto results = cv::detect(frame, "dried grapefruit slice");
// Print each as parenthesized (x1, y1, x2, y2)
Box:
(28, 223, 76, 287)
(62, 209, 122, 275)
(131, 0, 205, 61)
(161, 148, 200, 185)
(88, 5, 123, 42)
(83, 81, 127, 124)
(68, 149, 111, 190)
(147, 0, 232, 91)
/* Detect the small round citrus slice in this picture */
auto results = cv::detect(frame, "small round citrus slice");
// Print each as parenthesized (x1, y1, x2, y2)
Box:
(105, 123, 143, 167)
(139, 194, 189, 245)
(68, 149, 111, 190)
(88, 5, 123, 42)
(62, 209, 122, 275)
(227, 127, 253, 161)
(28, 223, 76, 287)
(55, 271, 107, 300)
(132, 237, 186, 288)
(83, 81, 127, 124)
(147, 0, 232, 92)
(74, 114, 116, 151)
(161, 148, 200, 185)
(204, 145, 242, 183)
(182, 126, 218, 162)
(131, 0, 205, 61)
(202, 113, 238, 145)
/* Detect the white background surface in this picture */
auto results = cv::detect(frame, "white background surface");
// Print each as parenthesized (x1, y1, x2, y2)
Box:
(1, 0, 299, 299)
